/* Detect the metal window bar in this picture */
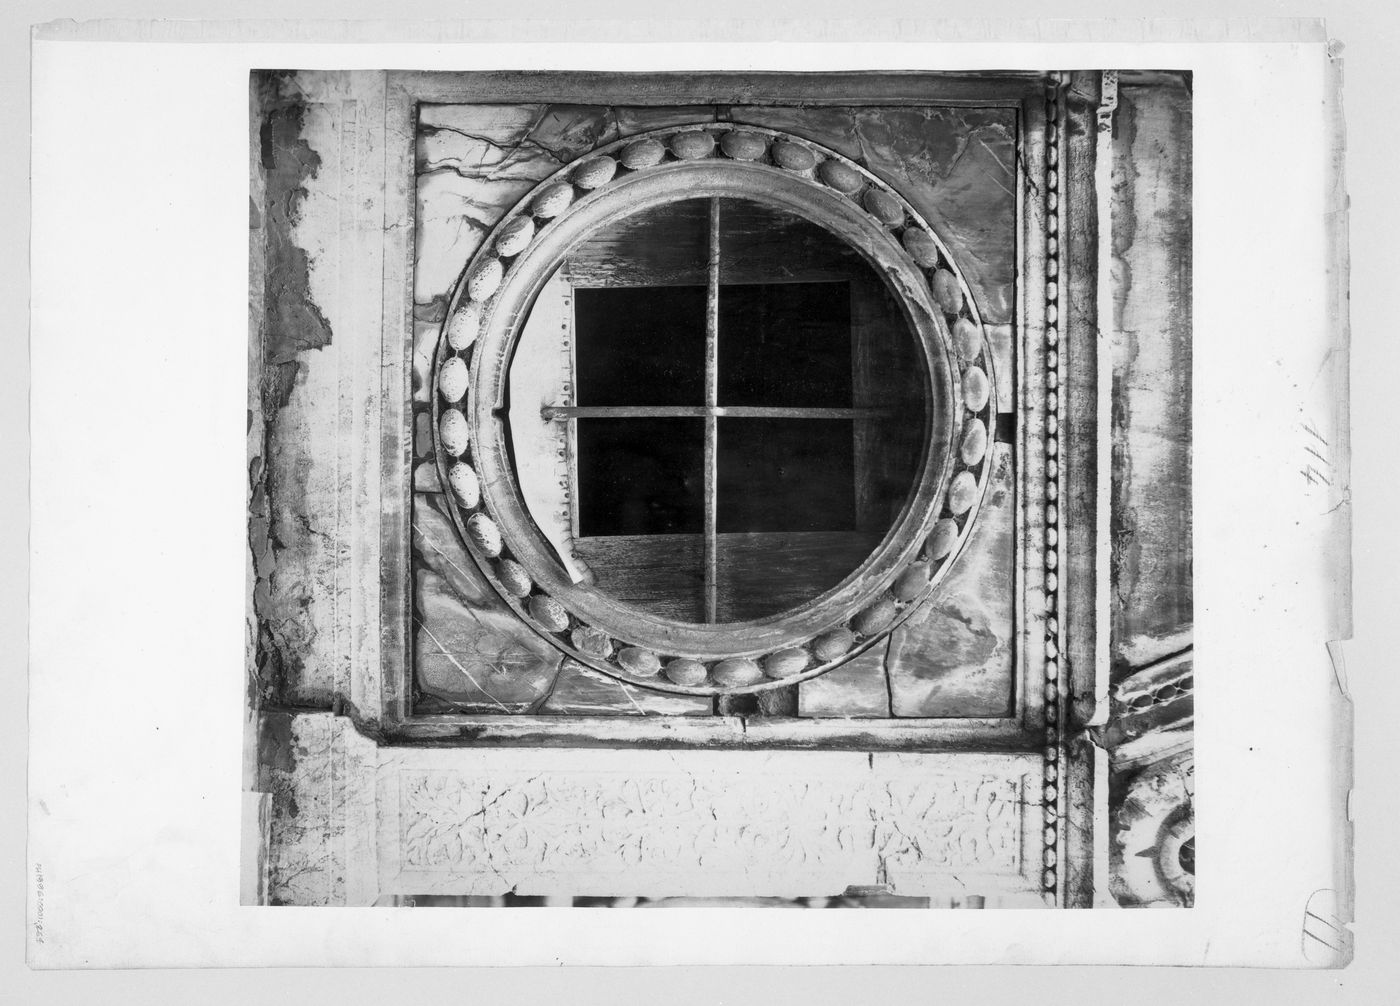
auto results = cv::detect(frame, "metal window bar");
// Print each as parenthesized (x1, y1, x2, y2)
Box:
(551, 198, 881, 625)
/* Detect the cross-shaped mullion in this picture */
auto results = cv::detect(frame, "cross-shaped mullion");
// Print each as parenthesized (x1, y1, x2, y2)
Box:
(543, 199, 893, 623)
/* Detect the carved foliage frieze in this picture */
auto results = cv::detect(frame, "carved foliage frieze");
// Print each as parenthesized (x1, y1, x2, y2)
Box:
(396, 758, 1034, 894)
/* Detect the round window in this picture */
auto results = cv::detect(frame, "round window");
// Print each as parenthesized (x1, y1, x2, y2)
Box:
(433, 126, 996, 696)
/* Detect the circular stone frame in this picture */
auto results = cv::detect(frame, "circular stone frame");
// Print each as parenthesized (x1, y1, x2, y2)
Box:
(432, 124, 998, 697)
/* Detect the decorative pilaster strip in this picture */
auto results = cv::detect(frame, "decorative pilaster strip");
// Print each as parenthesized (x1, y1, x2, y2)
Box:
(1041, 72, 1068, 900)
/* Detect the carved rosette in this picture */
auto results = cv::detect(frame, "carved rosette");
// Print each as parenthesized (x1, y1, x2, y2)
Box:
(430, 124, 1000, 697)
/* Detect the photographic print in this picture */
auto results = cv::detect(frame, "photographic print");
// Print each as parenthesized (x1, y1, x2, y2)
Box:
(244, 68, 1192, 909)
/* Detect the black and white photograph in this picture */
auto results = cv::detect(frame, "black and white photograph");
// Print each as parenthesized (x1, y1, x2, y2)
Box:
(20, 15, 1371, 985)
(245, 68, 1192, 910)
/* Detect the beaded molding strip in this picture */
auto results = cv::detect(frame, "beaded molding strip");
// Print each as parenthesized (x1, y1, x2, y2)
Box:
(431, 124, 998, 697)
(1041, 74, 1068, 899)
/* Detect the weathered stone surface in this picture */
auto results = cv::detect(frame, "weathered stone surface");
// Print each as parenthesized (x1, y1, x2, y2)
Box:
(391, 740, 1043, 899)
(887, 443, 1015, 717)
(412, 318, 440, 404)
(412, 461, 441, 494)
(1109, 79, 1193, 678)
(798, 641, 892, 717)
(415, 104, 617, 308)
(732, 105, 1016, 324)
(540, 660, 712, 717)
(260, 712, 1047, 904)
(985, 323, 1014, 413)
(250, 73, 391, 710)
(413, 100, 1015, 328)
(260, 711, 379, 906)
(412, 495, 560, 710)
(414, 566, 560, 711)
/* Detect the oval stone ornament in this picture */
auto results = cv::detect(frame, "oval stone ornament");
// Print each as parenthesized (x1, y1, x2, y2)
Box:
(439, 409, 469, 456)
(948, 471, 979, 516)
(670, 130, 716, 160)
(931, 269, 964, 314)
(892, 562, 932, 602)
(571, 626, 613, 659)
(771, 141, 817, 172)
(952, 317, 982, 360)
(437, 356, 469, 403)
(572, 156, 617, 190)
(863, 188, 904, 227)
(720, 131, 768, 161)
(618, 646, 662, 677)
(852, 596, 897, 637)
(963, 366, 991, 412)
(927, 518, 959, 561)
(812, 627, 856, 663)
(447, 461, 481, 508)
(495, 215, 535, 257)
(619, 137, 666, 169)
(818, 159, 864, 195)
(712, 658, 763, 687)
(902, 229, 940, 268)
(467, 258, 504, 301)
(532, 181, 574, 219)
(496, 557, 532, 597)
(960, 418, 988, 466)
(466, 513, 503, 557)
(763, 648, 810, 679)
(528, 595, 570, 633)
(446, 301, 480, 352)
(664, 658, 708, 686)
